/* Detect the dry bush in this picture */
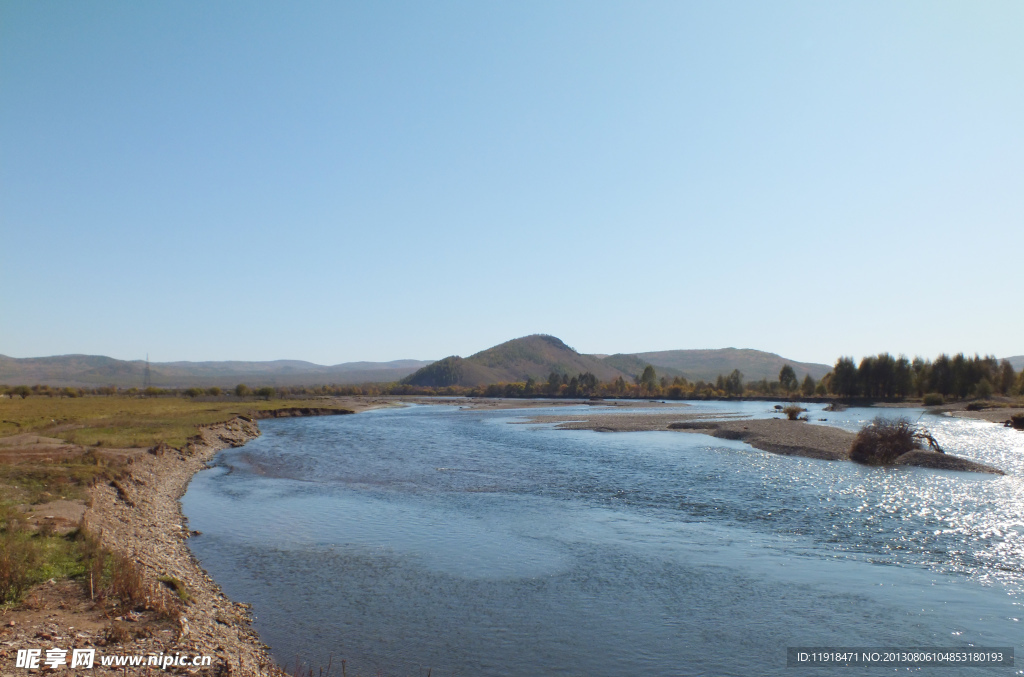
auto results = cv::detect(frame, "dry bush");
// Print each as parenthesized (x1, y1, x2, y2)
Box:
(75, 527, 180, 619)
(850, 417, 920, 464)
(0, 508, 37, 603)
(147, 587, 178, 619)
(108, 553, 148, 609)
(0, 535, 38, 603)
(782, 405, 805, 421)
(75, 528, 108, 603)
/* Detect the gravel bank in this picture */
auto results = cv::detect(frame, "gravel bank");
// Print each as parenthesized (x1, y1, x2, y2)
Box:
(81, 416, 278, 675)
(521, 411, 1004, 473)
(1, 404, 372, 676)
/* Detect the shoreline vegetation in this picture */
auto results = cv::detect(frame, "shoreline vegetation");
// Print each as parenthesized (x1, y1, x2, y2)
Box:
(1, 379, 1020, 673)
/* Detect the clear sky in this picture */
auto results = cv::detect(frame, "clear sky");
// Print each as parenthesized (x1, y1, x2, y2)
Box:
(2, 1, 1022, 366)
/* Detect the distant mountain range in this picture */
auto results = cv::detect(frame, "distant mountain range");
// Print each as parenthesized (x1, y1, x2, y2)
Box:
(618, 348, 832, 382)
(0, 354, 433, 387)
(403, 335, 832, 387)
(7, 339, 1013, 389)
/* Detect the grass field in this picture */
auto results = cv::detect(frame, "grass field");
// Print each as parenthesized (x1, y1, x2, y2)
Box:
(0, 394, 339, 505)
(0, 394, 330, 448)
(0, 394, 341, 605)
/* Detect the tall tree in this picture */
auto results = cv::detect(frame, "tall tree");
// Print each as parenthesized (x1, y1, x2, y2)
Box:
(547, 371, 561, 395)
(779, 365, 798, 393)
(930, 354, 953, 396)
(724, 369, 744, 396)
(997, 360, 1016, 395)
(830, 357, 859, 397)
(894, 355, 913, 399)
(639, 365, 658, 393)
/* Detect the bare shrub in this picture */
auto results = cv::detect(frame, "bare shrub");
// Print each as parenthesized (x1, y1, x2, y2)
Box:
(108, 553, 148, 609)
(849, 417, 940, 464)
(147, 587, 178, 620)
(782, 405, 805, 421)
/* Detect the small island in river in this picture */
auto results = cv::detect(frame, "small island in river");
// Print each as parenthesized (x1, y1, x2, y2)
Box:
(519, 410, 1005, 475)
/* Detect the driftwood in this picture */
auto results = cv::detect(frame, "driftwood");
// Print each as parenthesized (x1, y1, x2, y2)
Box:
(913, 428, 944, 454)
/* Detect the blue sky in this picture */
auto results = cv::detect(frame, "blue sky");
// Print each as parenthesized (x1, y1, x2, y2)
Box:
(2, 1, 1022, 365)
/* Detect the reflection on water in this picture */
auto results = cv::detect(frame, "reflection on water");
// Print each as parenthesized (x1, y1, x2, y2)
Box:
(182, 403, 1024, 676)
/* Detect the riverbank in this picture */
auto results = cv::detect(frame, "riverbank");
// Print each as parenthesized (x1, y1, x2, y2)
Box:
(520, 410, 1005, 474)
(1, 396, 1009, 674)
(0, 397, 391, 675)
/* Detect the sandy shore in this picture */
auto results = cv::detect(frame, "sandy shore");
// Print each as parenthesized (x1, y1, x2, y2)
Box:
(520, 410, 1004, 473)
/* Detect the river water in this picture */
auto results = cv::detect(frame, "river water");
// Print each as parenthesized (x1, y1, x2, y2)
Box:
(181, 402, 1024, 676)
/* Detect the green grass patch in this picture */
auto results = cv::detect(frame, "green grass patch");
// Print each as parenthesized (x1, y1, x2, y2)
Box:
(0, 525, 90, 605)
(157, 575, 191, 603)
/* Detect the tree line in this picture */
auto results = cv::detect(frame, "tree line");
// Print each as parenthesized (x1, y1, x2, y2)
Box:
(825, 353, 1019, 400)
(2, 352, 1021, 402)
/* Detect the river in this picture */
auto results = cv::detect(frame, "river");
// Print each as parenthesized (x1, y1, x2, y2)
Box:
(181, 402, 1024, 676)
